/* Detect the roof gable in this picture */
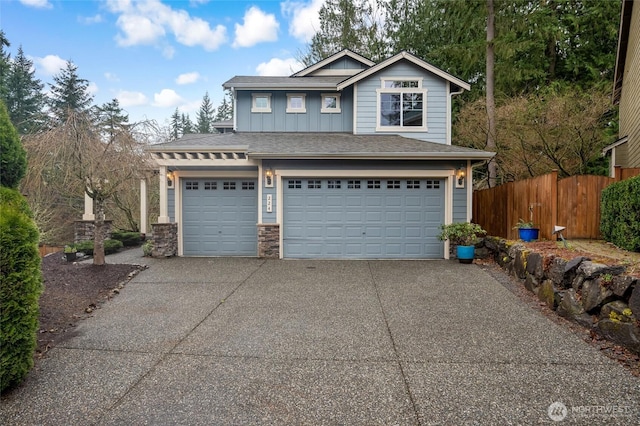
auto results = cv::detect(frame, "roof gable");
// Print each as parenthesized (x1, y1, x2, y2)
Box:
(337, 51, 470, 92)
(292, 49, 376, 77)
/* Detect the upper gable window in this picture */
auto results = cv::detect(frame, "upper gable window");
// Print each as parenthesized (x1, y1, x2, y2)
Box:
(321, 93, 341, 113)
(286, 93, 306, 113)
(377, 78, 427, 131)
(252, 93, 271, 113)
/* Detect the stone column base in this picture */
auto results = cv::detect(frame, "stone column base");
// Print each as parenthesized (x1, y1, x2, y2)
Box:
(258, 224, 280, 258)
(151, 223, 178, 257)
(74, 220, 113, 243)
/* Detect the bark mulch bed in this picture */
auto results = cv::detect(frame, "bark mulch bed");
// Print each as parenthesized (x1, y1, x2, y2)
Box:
(37, 252, 144, 357)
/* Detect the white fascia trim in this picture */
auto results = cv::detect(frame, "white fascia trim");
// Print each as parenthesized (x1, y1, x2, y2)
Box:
(292, 49, 375, 77)
(251, 153, 495, 161)
(466, 160, 472, 221)
(153, 159, 257, 167)
(353, 83, 358, 134)
(446, 82, 452, 145)
(337, 51, 470, 92)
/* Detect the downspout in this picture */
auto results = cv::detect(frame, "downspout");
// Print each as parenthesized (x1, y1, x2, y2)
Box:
(230, 87, 237, 131)
(447, 85, 465, 145)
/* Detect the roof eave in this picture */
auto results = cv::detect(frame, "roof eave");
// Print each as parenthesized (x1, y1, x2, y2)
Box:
(249, 152, 495, 160)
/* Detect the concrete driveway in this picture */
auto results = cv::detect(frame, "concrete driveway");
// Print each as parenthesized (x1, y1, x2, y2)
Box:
(1, 257, 639, 425)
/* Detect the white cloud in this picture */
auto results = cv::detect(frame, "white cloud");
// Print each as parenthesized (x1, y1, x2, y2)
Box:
(281, 0, 323, 43)
(232, 6, 279, 48)
(175, 72, 200, 85)
(79, 14, 103, 25)
(152, 89, 184, 108)
(104, 72, 120, 82)
(20, 0, 52, 9)
(256, 57, 304, 76)
(87, 82, 99, 96)
(106, 0, 227, 51)
(34, 54, 67, 76)
(117, 90, 148, 107)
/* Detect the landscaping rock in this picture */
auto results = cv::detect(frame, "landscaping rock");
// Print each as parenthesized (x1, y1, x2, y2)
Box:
(609, 275, 637, 298)
(576, 261, 625, 279)
(581, 279, 614, 313)
(547, 257, 569, 288)
(538, 280, 558, 310)
(628, 285, 640, 317)
(525, 252, 544, 280)
(524, 273, 540, 294)
(563, 256, 588, 287)
(596, 319, 640, 355)
(600, 301, 636, 322)
(572, 275, 585, 292)
(483, 236, 501, 252)
(496, 251, 511, 267)
(474, 247, 491, 259)
(557, 289, 593, 328)
(513, 247, 528, 280)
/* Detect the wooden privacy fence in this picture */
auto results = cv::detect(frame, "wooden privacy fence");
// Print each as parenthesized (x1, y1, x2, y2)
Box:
(472, 167, 640, 241)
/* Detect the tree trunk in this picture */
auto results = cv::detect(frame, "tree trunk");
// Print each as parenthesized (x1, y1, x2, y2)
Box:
(486, 0, 497, 187)
(93, 197, 106, 266)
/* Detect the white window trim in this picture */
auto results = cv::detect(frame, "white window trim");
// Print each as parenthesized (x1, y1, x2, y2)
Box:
(376, 77, 427, 132)
(286, 93, 306, 113)
(321, 93, 341, 113)
(251, 93, 271, 113)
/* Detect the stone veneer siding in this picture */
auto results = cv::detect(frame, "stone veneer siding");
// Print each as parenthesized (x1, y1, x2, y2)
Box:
(74, 220, 113, 243)
(151, 223, 178, 257)
(258, 224, 280, 258)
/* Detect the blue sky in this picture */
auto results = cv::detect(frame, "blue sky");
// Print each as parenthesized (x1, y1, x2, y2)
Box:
(1, 0, 326, 124)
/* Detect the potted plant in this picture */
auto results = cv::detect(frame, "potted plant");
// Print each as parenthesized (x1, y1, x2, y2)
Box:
(437, 222, 487, 264)
(514, 218, 540, 242)
(63, 245, 77, 261)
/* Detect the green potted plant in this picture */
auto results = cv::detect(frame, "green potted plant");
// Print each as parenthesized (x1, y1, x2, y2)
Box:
(514, 218, 539, 242)
(437, 222, 486, 263)
(63, 245, 77, 261)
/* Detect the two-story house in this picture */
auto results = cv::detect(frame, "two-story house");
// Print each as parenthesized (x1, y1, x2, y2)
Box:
(148, 49, 494, 259)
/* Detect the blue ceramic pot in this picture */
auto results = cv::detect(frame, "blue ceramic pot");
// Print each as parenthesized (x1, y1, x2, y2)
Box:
(518, 228, 539, 242)
(456, 245, 475, 264)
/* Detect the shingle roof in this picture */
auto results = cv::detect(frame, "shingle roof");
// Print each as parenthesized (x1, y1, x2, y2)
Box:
(148, 132, 494, 160)
(222, 76, 346, 90)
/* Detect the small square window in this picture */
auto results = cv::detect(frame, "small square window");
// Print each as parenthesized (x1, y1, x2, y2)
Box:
(367, 180, 381, 189)
(321, 93, 341, 113)
(242, 182, 255, 190)
(252, 93, 271, 113)
(308, 180, 321, 189)
(407, 180, 420, 189)
(185, 181, 198, 190)
(204, 182, 217, 190)
(425, 180, 441, 189)
(387, 180, 401, 189)
(327, 180, 341, 189)
(348, 180, 361, 189)
(223, 181, 236, 190)
(288, 180, 302, 189)
(286, 94, 306, 113)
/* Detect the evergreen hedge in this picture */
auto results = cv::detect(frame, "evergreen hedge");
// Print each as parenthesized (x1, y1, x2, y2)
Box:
(111, 231, 142, 247)
(601, 175, 640, 252)
(73, 239, 123, 255)
(0, 187, 43, 391)
(0, 101, 27, 189)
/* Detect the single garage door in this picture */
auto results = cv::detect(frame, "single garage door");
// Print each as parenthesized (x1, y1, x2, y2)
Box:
(182, 178, 257, 256)
(283, 178, 445, 259)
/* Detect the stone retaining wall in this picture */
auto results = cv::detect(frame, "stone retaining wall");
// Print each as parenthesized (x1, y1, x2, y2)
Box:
(74, 220, 113, 243)
(482, 237, 640, 355)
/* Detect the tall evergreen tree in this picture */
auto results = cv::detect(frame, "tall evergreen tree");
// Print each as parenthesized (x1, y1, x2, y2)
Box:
(0, 31, 10, 102)
(180, 113, 194, 135)
(0, 101, 27, 189)
(95, 98, 129, 144)
(4, 47, 45, 134)
(196, 92, 215, 133)
(213, 91, 233, 122)
(48, 61, 93, 122)
(170, 108, 180, 140)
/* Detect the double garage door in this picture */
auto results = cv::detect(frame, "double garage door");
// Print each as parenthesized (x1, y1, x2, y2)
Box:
(283, 178, 445, 259)
(182, 178, 257, 256)
(182, 177, 446, 258)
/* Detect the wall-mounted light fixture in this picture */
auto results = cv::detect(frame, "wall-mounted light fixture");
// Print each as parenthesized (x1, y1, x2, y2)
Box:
(167, 171, 175, 189)
(456, 167, 466, 188)
(264, 168, 274, 188)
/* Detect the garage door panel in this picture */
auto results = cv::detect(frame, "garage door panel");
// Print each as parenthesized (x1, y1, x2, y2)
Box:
(284, 178, 444, 259)
(183, 179, 257, 256)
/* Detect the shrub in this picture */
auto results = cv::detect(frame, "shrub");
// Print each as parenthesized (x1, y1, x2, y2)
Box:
(601, 175, 640, 252)
(73, 239, 124, 256)
(111, 231, 142, 247)
(0, 101, 27, 189)
(0, 187, 43, 391)
(437, 222, 486, 246)
(142, 240, 153, 257)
